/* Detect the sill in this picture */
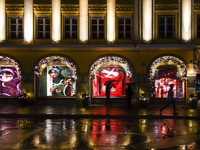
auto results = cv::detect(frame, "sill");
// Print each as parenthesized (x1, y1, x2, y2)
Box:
(155, 39, 178, 44)
(117, 39, 133, 44)
(89, 39, 106, 44)
(34, 39, 51, 44)
(62, 39, 79, 44)
(6, 39, 23, 44)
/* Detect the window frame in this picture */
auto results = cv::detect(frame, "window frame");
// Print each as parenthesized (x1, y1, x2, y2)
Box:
(36, 16, 51, 39)
(8, 16, 23, 39)
(63, 16, 78, 39)
(90, 16, 105, 39)
(117, 16, 132, 39)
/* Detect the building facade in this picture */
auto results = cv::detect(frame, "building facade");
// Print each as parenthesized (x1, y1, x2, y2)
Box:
(0, 0, 198, 105)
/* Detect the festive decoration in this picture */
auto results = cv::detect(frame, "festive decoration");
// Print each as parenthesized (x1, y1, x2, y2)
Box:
(0, 56, 21, 78)
(19, 92, 28, 99)
(139, 93, 148, 101)
(90, 56, 132, 78)
(34, 56, 77, 79)
(149, 56, 187, 80)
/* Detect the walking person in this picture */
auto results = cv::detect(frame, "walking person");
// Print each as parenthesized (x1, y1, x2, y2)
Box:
(125, 84, 133, 107)
(160, 84, 178, 115)
(105, 82, 112, 106)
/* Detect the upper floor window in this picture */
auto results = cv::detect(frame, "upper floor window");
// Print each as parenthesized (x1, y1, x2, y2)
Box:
(9, 16, 23, 39)
(158, 16, 174, 39)
(197, 15, 200, 38)
(91, 17, 105, 39)
(36, 17, 50, 39)
(118, 17, 131, 39)
(63, 17, 77, 39)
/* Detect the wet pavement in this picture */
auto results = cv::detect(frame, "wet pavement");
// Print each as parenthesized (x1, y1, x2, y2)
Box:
(0, 104, 200, 149)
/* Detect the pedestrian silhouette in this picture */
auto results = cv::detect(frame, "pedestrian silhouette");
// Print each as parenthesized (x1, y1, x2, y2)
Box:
(105, 82, 112, 106)
(160, 84, 178, 115)
(125, 85, 133, 107)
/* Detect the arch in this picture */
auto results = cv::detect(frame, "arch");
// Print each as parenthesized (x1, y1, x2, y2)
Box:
(148, 55, 188, 80)
(0, 54, 22, 97)
(34, 55, 77, 79)
(89, 54, 134, 78)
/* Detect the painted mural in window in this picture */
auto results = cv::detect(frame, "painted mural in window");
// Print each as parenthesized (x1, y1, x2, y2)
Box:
(39, 65, 76, 96)
(93, 65, 129, 96)
(0, 66, 21, 96)
(150, 65, 185, 98)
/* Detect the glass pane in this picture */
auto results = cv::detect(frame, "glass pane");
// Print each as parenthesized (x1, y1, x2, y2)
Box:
(46, 25, 50, 31)
(126, 25, 131, 31)
(126, 33, 131, 39)
(167, 25, 173, 32)
(99, 19, 104, 24)
(45, 33, 50, 39)
(197, 32, 200, 38)
(11, 25, 16, 31)
(92, 25, 97, 31)
(18, 32, 23, 39)
(65, 25, 70, 31)
(158, 32, 165, 39)
(126, 19, 131, 24)
(197, 25, 200, 31)
(158, 17, 165, 24)
(198, 16, 200, 23)
(92, 19, 97, 24)
(167, 32, 173, 39)
(18, 25, 22, 31)
(72, 25, 77, 31)
(38, 33, 43, 39)
(38, 25, 43, 31)
(45, 19, 50, 24)
(99, 25, 104, 31)
(11, 33, 16, 39)
(11, 19, 16, 24)
(158, 25, 165, 32)
(118, 19, 124, 24)
(65, 33, 70, 39)
(65, 19, 70, 24)
(119, 25, 124, 32)
(99, 33, 104, 39)
(167, 17, 173, 24)
(72, 33, 77, 39)
(92, 33, 97, 39)
(118, 33, 124, 39)
(72, 19, 77, 24)
(18, 19, 22, 24)
(38, 19, 43, 24)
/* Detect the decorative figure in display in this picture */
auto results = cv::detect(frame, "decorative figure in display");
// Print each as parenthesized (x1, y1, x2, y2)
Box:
(160, 84, 178, 115)
(49, 69, 58, 77)
(0, 68, 21, 96)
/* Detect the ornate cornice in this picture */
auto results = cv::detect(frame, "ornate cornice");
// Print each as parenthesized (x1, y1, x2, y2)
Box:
(195, 4, 200, 10)
(61, 4, 79, 11)
(155, 4, 178, 10)
(33, 4, 51, 11)
(89, 5, 106, 11)
(6, 4, 24, 11)
(116, 5, 134, 11)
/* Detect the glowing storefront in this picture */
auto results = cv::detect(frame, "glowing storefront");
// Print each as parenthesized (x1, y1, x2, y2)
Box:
(90, 56, 133, 97)
(0, 56, 21, 97)
(34, 56, 77, 97)
(149, 56, 187, 100)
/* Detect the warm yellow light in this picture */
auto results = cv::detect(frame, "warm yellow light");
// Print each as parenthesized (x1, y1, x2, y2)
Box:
(52, 0, 61, 42)
(79, 0, 88, 42)
(142, 0, 152, 41)
(0, 0, 5, 42)
(182, 0, 191, 41)
(107, 0, 115, 42)
(24, 0, 33, 43)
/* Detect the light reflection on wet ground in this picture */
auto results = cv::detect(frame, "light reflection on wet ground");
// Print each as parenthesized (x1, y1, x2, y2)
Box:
(0, 118, 199, 149)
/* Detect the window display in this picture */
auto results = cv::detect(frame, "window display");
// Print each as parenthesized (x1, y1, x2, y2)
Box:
(0, 66, 21, 96)
(93, 65, 129, 96)
(39, 65, 76, 97)
(150, 65, 185, 98)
